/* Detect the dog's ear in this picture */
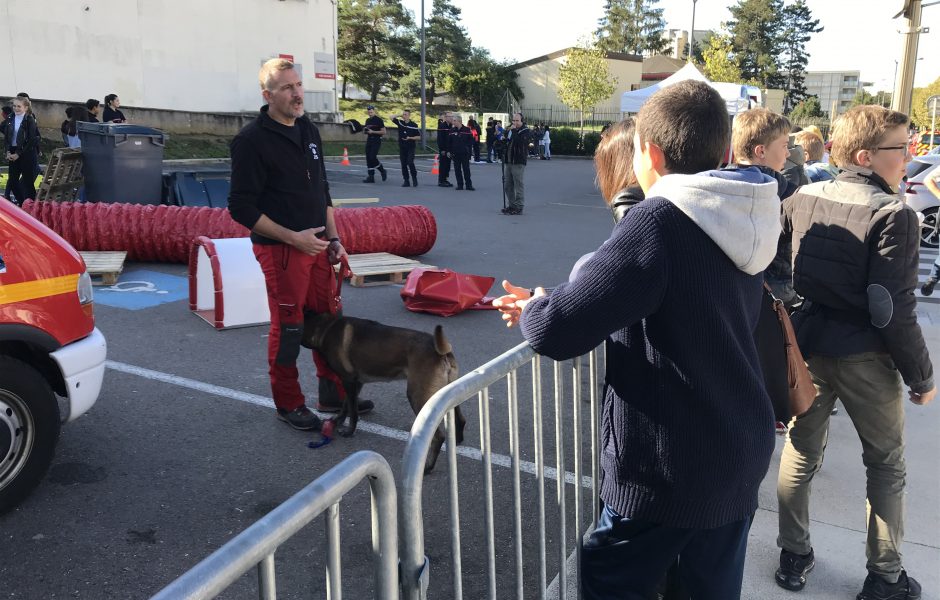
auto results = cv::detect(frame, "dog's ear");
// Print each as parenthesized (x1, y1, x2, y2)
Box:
(433, 325, 452, 356)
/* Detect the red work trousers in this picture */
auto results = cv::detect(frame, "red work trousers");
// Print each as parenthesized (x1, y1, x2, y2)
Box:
(253, 243, 338, 411)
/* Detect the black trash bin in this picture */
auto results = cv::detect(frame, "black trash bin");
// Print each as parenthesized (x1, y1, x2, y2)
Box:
(77, 122, 168, 204)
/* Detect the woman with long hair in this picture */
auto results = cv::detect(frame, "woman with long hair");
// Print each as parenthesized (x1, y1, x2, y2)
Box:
(3, 96, 41, 205)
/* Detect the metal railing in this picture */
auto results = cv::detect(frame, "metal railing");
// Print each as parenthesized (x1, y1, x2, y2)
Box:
(151, 450, 398, 600)
(399, 341, 603, 600)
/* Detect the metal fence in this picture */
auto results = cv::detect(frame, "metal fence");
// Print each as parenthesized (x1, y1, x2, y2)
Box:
(519, 104, 624, 129)
(399, 341, 604, 600)
(151, 450, 398, 600)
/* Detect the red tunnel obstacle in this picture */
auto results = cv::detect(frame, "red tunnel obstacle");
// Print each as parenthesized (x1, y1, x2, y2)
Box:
(19, 201, 437, 263)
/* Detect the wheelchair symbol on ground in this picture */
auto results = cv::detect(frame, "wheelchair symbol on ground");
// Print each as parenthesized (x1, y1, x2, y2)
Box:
(94, 270, 188, 310)
(105, 281, 170, 294)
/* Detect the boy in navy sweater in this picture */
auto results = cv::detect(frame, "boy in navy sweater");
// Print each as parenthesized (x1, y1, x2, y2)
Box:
(495, 80, 782, 598)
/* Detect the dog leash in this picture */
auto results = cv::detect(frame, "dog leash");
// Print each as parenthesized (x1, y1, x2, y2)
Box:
(307, 419, 335, 449)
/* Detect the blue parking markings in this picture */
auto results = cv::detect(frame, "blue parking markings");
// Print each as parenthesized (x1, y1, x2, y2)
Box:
(94, 270, 188, 310)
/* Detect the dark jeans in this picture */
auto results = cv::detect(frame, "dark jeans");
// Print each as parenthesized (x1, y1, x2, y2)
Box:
(453, 154, 471, 188)
(365, 139, 383, 172)
(438, 151, 451, 183)
(486, 141, 494, 161)
(581, 504, 752, 600)
(7, 156, 39, 204)
(399, 144, 417, 182)
(472, 141, 481, 162)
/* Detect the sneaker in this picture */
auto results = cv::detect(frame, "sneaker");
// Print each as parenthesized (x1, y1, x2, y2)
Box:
(455, 185, 464, 190)
(438, 181, 453, 187)
(501, 207, 522, 215)
(362, 175, 375, 183)
(411, 179, 418, 187)
(466, 186, 475, 191)
(921, 278, 937, 296)
(857, 570, 921, 600)
(316, 398, 375, 415)
(775, 548, 815, 591)
(276, 406, 322, 431)
(401, 181, 411, 187)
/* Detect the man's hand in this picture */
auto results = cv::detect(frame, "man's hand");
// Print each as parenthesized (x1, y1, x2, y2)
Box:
(909, 386, 936, 406)
(289, 226, 329, 256)
(7, 153, 17, 162)
(492, 280, 544, 328)
(327, 241, 348, 265)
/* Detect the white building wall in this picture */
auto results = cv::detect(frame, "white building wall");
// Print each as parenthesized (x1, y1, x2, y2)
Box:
(0, 0, 338, 114)
(805, 71, 862, 117)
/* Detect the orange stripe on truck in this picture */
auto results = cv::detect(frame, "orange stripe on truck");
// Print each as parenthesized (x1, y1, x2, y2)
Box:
(0, 274, 79, 305)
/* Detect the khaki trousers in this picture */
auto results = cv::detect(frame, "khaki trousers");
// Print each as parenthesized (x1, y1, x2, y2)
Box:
(777, 352, 907, 582)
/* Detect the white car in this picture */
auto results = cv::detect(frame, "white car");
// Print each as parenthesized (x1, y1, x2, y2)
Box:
(905, 154, 940, 248)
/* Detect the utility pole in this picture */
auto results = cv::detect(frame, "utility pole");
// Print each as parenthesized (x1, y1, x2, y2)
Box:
(420, 0, 427, 149)
(687, 0, 698, 63)
(892, 0, 929, 115)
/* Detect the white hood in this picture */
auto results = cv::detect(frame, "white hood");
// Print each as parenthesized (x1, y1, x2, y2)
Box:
(647, 172, 782, 275)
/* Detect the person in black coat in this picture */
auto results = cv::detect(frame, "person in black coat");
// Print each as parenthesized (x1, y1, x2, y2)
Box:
(436, 112, 453, 187)
(102, 93, 127, 123)
(448, 115, 474, 191)
(3, 96, 41, 205)
(392, 109, 420, 187)
(467, 115, 482, 162)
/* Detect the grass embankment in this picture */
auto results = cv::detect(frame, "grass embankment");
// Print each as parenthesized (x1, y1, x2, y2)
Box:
(339, 99, 466, 125)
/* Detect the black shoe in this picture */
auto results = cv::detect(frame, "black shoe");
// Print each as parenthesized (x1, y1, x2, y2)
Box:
(921, 278, 937, 296)
(438, 181, 453, 187)
(402, 180, 411, 187)
(857, 570, 921, 600)
(362, 175, 375, 183)
(411, 178, 418, 187)
(276, 406, 322, 431)
(775, 548, 815, 591)
(316, 398, 375, 415)
(456, 185, 464, 190)
(379, 167, 388, 181)
(466, 186, 475, 191)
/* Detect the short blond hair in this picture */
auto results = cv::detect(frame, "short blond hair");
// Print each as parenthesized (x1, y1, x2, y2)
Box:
(794, 131, 824, 162)
(258, 58, 295, 91)
(829, 105, 909, 169)
(802, 125, 824, 142)
(732, 108, 791, 161)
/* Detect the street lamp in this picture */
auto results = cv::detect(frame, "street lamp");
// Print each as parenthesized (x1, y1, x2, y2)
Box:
(688, 0, 699, 63)
(420, 0, 427, 148)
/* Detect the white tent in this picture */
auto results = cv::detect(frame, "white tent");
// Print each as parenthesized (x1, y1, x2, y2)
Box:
(620, 63, 751, 115)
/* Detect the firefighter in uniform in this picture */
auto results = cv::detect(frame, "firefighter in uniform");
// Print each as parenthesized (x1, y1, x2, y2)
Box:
(436, 112, 453, 187)
(448, 114, 475, 191)
(392, 109, 420, 187)
(362, 105, 387, 183)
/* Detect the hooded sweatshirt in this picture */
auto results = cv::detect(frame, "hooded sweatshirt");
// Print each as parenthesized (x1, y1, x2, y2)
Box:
(520, 167, 781, 528)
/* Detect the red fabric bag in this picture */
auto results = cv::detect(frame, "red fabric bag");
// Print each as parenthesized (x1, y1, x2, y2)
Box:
(400, 268, 496, 316)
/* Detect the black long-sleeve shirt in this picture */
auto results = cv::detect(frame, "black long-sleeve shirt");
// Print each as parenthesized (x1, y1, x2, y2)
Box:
(228, 105, 333, 245)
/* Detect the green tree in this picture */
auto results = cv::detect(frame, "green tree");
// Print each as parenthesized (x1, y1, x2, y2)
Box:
(849, 89, 879, 108)
(424, 0, 472, 106)
(558, 44, 618, 136)
(700, 34, 742, 83)
(789, 96, 823, 120)
(596, 0, 669, 56)
(911, 77, 940, 130)
(779, 0, 822, 113)
(338, 0, 415, 101)
(725, 0, 786, 89)
(438, 48, 523, 110)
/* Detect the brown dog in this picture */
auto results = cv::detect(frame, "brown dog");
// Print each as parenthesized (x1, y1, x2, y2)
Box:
(301, 312, 465, 473)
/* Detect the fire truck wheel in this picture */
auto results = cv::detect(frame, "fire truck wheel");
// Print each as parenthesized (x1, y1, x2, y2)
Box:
(0, 356, 61, 514)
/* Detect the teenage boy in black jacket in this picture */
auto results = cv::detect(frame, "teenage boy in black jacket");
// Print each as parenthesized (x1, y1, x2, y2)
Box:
(392, 109, 420, 187)
(228, 58, 372, 432)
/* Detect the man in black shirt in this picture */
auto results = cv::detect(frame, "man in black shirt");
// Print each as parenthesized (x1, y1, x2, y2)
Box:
(85, 99, 101, 123)
(362, 105, 387, 183)
(436, 112, 453, 187)
(228, 58, 372, 431)
(392, 109, 420, 187)
(449, 115, 474, 191)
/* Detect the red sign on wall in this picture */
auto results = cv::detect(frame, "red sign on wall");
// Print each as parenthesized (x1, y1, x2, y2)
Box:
(279, 53, 294, 63)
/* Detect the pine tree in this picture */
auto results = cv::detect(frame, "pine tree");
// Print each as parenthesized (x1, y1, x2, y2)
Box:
(424, 0, 472, 106)
(779, 0, 822, 113)
(338, 0, 415, 102)
(596, 0, 669, 56)
(725, 0, 786, 89)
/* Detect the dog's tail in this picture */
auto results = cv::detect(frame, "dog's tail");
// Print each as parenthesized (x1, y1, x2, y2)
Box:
(433, 325, 452, 356)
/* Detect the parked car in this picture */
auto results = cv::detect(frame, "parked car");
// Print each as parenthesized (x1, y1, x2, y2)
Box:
(0, 199, 107, 513)
(905, 155, 940, 248)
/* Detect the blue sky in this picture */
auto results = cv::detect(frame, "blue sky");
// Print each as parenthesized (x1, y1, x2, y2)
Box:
(401, 0, 938, 91)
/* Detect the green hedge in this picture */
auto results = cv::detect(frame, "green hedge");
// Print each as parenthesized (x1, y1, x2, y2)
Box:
(545, 127, 602, 156)
(581, 132, 602, 155)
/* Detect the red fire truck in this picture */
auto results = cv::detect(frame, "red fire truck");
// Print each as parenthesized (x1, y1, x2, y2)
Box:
(0, 200, 107, 513)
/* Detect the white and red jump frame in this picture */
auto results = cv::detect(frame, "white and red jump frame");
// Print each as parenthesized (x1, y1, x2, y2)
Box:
(188, 236, 270, 329)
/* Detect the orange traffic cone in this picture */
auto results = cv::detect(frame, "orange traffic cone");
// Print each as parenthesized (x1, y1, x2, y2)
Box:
(431, 154, 440, 175)
(340, 147, 351, 166)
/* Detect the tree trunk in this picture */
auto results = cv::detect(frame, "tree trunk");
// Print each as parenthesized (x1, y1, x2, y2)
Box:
(341, 78, 348, 100)
(579, 106, 585, 138)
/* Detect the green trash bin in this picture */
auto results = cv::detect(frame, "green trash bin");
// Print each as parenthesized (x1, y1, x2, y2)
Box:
(78, 123, 168, 204)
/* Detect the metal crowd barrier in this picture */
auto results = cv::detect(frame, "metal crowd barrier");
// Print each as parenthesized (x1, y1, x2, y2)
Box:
(400, 341, 604, 600)
(150, 450, 398, 600)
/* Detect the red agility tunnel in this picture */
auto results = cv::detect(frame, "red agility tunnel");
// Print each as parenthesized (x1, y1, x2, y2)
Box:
(19, 201, 437, 263)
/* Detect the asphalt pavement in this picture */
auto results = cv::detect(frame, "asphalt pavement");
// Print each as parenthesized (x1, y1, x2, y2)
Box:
(0, 155, 937, 599)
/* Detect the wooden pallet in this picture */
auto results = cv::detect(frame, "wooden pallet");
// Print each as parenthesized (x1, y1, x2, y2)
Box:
(340, 252, 435, 287)
(79, 251, 127, 286)
(36, 148, 84, 202)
